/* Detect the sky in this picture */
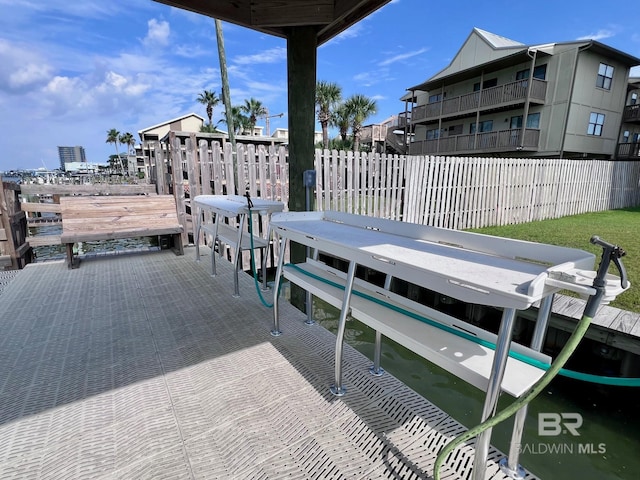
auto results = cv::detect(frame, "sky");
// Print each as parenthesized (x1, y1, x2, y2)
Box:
(1, 0, 639, 172)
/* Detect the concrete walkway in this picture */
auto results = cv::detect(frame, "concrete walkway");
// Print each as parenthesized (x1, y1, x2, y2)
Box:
(0, 249, 535, 479)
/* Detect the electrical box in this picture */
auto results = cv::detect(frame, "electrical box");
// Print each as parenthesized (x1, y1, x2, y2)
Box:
(303, 170, 316, 188)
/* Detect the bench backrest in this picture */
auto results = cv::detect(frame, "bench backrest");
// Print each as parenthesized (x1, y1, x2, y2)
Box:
(60, 195, 182, 243)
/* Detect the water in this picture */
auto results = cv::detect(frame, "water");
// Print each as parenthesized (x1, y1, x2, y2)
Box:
(28, 224, 159, 262)
(312, 298, 640, 480)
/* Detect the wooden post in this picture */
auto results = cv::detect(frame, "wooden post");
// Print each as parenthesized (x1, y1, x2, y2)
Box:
(154, 141, 167, 195)
(170, 132, 188, 245)
(287, 26, 317, 310)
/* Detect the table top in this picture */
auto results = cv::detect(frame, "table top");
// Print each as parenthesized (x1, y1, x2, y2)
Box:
(194, 195, 285, 216)
(270, 211, 597, 310)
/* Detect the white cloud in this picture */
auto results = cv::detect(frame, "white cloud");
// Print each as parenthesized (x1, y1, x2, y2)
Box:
(577, 29, 616, 41)
(378, 48, 428, 67)
(0, 38, 53, 92)
(144, 19, 171, 46)
(233, 47, 286, 65)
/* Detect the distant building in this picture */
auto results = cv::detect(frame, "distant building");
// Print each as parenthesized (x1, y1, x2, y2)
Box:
(404, 28, 640, 159)
(64, 162, 103, 174)
(57, 146, 87, 170)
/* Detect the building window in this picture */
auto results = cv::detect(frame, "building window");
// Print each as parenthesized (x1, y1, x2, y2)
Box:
(426, 128, 440, 140)
(510, 113, 540, 129)
(526, 112, 541, 128)
(447, 124, 463, 136)
(596, 63, 614, 90)
(470, 120, 493, 134)
(587, 112, 605, 136)
(516, 65, 546, 81)
(428, 93, 443, 104)
(623, 130, 630, 142)
(631, 93, 638, 105)
(473, 78, 498, 91)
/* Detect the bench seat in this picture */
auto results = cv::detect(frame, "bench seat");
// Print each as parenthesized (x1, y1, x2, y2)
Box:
(283, 259, 551, 398)
(60, 195, 184, 268)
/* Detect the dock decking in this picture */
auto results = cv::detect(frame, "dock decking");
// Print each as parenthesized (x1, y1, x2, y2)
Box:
(0, 249, 537, 479)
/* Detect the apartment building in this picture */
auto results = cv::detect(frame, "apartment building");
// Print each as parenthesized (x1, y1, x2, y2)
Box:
(618, 77, 640, 158)
(405, 28, 640, 159)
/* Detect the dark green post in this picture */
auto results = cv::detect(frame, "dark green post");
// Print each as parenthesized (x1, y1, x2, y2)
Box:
(287, 26, 317, 310)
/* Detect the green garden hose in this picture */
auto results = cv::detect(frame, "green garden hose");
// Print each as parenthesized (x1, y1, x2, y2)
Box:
(433, 236, 627, 479)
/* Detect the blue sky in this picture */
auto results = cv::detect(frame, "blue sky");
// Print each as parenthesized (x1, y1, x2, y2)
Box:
(1, 0, 639, 172)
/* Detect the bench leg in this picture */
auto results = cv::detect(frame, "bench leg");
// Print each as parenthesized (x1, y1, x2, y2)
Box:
(172, 234, 184, 256)
(65, 243, 77, 269)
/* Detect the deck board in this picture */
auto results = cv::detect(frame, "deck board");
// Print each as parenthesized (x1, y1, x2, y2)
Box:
(0, 249, 538, 480)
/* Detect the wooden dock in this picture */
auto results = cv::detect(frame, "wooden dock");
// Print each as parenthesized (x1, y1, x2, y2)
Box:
(0, 248, 538, 480)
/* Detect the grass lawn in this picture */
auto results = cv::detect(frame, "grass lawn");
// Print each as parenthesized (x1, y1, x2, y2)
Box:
(468, 207, 639, 314)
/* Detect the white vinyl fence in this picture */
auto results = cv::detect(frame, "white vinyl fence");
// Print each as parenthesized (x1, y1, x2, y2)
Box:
(314, 150, 640, 230)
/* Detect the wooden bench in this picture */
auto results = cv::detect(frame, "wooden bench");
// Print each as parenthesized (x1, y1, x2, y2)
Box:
(283, 258, 552, 398)
(60, 195, 184, 268)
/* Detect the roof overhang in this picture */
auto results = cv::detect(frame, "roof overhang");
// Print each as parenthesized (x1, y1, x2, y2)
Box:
(153, 0, 391, 45)
(409, 49, 542, 92)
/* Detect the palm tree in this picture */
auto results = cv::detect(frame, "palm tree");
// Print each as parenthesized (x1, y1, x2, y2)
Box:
(106, 128, 121, 173)
(345, 94, 378, 152)
(222, 106, 250, 135)
(330, 103, 351, 143)
(315, 81, 342, 149)
(119, 132, 135, 174)
(197, 90, 221, 127)
(240, 98, 267, 135)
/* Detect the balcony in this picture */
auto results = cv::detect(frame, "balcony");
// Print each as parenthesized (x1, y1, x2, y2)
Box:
(616, 142, 640, 159)
(412, 78, 547, 124)
(408, 128, 540, 156)
(623, 104, 640, 123)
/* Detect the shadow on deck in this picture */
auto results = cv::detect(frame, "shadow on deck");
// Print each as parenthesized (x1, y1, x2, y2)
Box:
(0, 248, 536, 479)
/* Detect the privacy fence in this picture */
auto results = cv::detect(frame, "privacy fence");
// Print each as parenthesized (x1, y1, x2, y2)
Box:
(160, 133, 640, 242)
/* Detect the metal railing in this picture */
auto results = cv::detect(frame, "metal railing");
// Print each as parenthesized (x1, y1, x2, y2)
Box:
(409, 128, 540, 155)
(412, 78, 547, 123)
(623, 104, 640, 122)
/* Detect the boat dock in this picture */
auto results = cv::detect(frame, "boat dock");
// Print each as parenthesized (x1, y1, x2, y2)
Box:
(0, 248, 537, 480)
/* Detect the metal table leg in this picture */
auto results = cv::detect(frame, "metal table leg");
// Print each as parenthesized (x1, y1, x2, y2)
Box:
(210, 213, 220, 277)
(472, 307, 517, 480)
(500, 295, 554, 479)
(271, 235, 287, 337)
(195, 205, 202, 262)
(232, 214, 246, 297)
(369, 274, 392, 376)
(330, 260, 357, 397)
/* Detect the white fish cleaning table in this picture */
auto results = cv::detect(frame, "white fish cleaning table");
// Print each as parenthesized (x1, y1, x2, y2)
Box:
(268, 211, 625, 479)
(194, 195, 284, 296)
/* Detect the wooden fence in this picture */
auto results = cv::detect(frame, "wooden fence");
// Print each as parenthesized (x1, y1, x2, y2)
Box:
(314, 151, 640, 230)
(163, 138, 640, 239)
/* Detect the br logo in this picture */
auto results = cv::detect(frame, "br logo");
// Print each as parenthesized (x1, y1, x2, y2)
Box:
(538, 413, 583, 436)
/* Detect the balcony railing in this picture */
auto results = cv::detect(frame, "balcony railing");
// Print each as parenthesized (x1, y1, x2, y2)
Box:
(408, 128, 540, 155)
(616, 142, 640, 159)
(623, 104, 640, 123)
(412, 78, 547, 123)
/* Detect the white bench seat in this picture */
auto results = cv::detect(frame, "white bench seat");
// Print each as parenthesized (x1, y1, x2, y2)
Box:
(283, 259, 551, 398)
